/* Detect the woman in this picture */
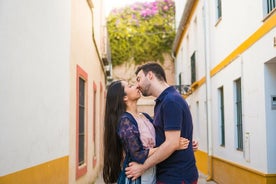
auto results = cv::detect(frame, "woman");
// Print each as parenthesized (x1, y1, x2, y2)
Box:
(103, 80, 189, 184)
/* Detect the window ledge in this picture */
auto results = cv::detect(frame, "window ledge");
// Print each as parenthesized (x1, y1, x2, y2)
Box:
(263, 7, 276, 22)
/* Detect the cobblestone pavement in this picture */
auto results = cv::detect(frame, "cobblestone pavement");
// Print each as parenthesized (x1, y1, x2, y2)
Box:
(197, 172, 217, 184)
(94, 171, 217, 184)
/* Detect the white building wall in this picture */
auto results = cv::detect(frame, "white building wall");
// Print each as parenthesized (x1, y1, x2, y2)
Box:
(175, 48, 183, 85)
(264, 61, 276, 172)
(211, 54, 269, 171)
(174, 4, 206, 86)
(209, 0, 264, 68)
(243, 28, 276, 173)
(173, 0, 276, 176)
(174, 0, 188, 31)
(210, 2, 276, 172)
(0, 0, 71, 176)
(186, 85, 209, 151)
(174, 0, 185, 85)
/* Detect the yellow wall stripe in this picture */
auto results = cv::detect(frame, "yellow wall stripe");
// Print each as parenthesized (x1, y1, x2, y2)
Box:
(0, 156, 68, 184)
(210, 13, 276, 77)
(184, 13, 276, 95)
(194, 150, 208, 175)
(195, 150, 276, 184)
(212, 156, 276, 184)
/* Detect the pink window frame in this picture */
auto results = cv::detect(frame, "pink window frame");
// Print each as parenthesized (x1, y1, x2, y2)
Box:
(76, 65, 88, 179)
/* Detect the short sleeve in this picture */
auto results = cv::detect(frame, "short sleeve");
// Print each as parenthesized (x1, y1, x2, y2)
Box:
(117, 117, 149, 163)
(163, 101, 182, 130)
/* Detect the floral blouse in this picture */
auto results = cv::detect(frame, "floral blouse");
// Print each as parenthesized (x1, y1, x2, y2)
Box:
(117, 112, 154, 164)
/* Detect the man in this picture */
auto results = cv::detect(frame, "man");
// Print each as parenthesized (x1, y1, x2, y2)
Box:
(125, 62, 198, 184)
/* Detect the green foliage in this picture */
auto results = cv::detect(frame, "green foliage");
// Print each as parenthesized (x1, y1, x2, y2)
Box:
(107, 0, 175, 66)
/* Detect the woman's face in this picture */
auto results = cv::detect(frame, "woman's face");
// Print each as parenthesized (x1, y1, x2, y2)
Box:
(121, 81, 141, 101)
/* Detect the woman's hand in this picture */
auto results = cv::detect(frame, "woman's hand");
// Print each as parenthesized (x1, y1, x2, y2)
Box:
(192, 140, 199, 151)
(178, 137, 190, 150)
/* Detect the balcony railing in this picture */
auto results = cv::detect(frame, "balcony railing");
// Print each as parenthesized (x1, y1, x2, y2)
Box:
(173, 84, 191, 95)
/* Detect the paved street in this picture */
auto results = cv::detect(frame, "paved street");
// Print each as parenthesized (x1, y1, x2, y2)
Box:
(94, 171, 217, 184)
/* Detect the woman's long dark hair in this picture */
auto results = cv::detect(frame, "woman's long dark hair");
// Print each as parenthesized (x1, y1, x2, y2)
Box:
(103, 81, 126, 183)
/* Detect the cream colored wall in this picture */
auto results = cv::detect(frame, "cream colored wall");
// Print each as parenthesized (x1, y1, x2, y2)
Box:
(69, 0, 106, 183)
(0, 0, 107, 182)
(0, 0, 71, 178)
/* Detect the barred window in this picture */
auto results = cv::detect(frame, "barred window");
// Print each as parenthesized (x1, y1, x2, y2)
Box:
(234, 78, 243, 151)
(78, 78, 85, 165)
(216, 0, 222, 20)
(191, 52, 196, 84)
(264, 0, 276, 14)
(218, 87, 225, 146)
(76, 65, 88, 178)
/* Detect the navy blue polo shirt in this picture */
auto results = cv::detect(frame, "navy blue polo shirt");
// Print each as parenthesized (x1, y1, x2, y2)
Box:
(153, 86, 198, 184)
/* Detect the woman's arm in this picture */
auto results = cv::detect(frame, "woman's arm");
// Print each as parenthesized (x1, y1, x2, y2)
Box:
(118, 117, 150, 163)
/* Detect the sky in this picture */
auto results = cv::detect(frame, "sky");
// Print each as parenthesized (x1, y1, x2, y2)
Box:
(104, 0, 155, 16)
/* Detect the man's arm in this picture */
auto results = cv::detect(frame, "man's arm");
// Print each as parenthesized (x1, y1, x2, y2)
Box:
(125, 130, 181, 180)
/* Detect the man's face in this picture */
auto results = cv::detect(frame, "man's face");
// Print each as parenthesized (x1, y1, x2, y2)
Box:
(136, 70, 151, 96)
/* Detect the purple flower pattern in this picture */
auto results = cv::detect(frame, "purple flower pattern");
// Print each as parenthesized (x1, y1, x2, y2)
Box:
(117, 116, 149, 164)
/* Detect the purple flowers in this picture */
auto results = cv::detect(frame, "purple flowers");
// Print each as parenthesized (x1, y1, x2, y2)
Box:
(109, 0, 175, 26)
(127, 0, 175, 19)
(140, 2, 158, 17)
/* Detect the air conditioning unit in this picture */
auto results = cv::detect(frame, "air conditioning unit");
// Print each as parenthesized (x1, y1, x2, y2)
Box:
(102, 53, 109, 65)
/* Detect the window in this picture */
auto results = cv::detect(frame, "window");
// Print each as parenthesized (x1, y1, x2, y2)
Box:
(79, 78, 85, 165)
(234, 78, 243, 151)
(218, 87, 225, 146)
(76, 65, 88, 178)
(177, 73, 183, 94)
(216, 0, 222, 20)
(191, 51, 196, 84)
(264, 0, 276, 15)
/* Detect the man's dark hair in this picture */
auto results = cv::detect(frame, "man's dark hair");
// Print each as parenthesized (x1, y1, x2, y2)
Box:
(135, 62, 167, 82)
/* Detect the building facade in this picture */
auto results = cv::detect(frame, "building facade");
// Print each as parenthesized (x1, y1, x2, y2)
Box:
(0, 0, 111, 183)
(173, 0, 276, 183)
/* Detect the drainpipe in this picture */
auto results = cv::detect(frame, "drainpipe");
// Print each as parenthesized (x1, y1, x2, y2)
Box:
(171, 51, 176, 61)
(87, 0, 105, 76)
(171, 51, 177, 84)
(203, 0, 213, 180)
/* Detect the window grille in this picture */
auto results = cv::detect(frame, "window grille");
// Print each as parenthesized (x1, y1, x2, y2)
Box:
(78, 78, 85, 165)
(191, 52, 196, 84)
(216, 0, 222, 19)
(219, 87, 225, 146)
(235, 78, 243, 150)
(266, 0, 276, 14)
